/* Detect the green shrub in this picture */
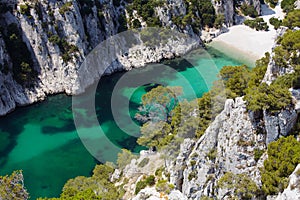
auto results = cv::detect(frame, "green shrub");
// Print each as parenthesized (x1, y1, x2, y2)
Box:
(244, 82, 292, 112)
(244, 18, 269, 31)
(135, 175, 156, 194)
(281, 0, 297, 12)
(188, 171, 197, 181)
(283, 10, 300, 29)
(138, 158, 150, 168)
(265, 0, 279, 8)
(190, 160, 196, 166)
(118, 14, 128, 33)
(254, 148, 264, 162)
(145, 175, 156, 186)
(261, 136, 300, 195)
(156, 179, 174, 194)
(135, 180, 147, 195)
(117, 149, 137, 169)
(273, 30, 300, 68)
(218, 172, 259, 199)
(49, 35, 60, 44)
(3, 23, 36, 84)
(19, 4, 31, 16)
(0, 171, 29, 200)
(59, 2, 72, 15)
(240, 3, 258, 17)
(132, 19, 142, 29)
(214, 14, 225, 28)
(219, 65, 250, 98)
(269, 17, 282, 29)
(186, 0, 216, 28)
(38, 164, 124, 200)
(126, 0, 163, 27)
(206, 148, 217, 161)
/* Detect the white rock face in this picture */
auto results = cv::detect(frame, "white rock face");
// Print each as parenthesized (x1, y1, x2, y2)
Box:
(0, 0, 266, 116)
(211, 0, 261, 26)
(133, 188, 187, 200)
(275, 164, 300, 200)
(212, 0, 235, 26)
(261, 26, 298, 144)
(264, 109, 298, 144)
(165, 97, 266, 199)
(132, 188, 161, 200)
(263, 27, 290, 85)
(295, 0, 300, 9)
(0, 0, 201, 116)
(291, 89, 300, 111)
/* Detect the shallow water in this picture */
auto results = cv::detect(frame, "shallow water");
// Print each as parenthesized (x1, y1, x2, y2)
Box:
(0, 46, 249, 199)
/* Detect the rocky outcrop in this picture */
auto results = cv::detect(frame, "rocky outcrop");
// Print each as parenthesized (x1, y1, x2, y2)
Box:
(132, 96, 299, 199)
(263, 27, 290, 84)
(244, 0, 261, 15)
(165, 97, 266, 199)
(275, 164, 300, 200)
(296, 0, 300, 9)
(261, 26, 298, 144)
(291, 89, 300, 111)
(212, 0, 261, 27)
(264, 109, 298, 144)
(133, 188, 187, 200)
(0, 0, 266, 116)
(168, 139, 195, 191)
(212, 0, 235, 26)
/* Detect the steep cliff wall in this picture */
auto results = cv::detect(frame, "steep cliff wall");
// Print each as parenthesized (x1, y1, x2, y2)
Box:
(212, 0, 261, 26)
(177, 98, 266, 199)
(0, 0, 264, 116)
(0, 0, 201, 116)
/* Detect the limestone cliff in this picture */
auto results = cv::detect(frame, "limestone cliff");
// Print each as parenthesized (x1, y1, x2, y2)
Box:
(167, 98, 266, 199)
(0, 0, 201, 116)
(212, 0, 261, 26)
(0, 0, 263, 116)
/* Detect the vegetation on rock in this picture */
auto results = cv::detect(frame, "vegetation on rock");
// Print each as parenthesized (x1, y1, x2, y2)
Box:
(261, 136, 300, 195)
(264, 0, 279, 8)
(135, 175, 156, 194)
(281, 0, 297, 12)
(240, 3, 258, 17)
(244, 18, 269, 31)
(1, 23, 36, 85)
(38, 164, 124, 200)
(218, 172, 259, 200)
(0, 171, 29, 200)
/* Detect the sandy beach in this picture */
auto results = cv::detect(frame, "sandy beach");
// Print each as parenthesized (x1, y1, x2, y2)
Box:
(209, 2, 285, 66)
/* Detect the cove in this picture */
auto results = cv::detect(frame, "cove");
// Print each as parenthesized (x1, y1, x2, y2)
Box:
(0, 46, 249, 199)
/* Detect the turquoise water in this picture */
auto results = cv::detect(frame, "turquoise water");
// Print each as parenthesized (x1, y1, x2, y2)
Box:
(0, 47, 248, 199)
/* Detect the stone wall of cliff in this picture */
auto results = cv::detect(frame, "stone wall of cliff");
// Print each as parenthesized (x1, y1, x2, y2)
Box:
(0, 0, 262, 116)
(0, 0, 200, 116)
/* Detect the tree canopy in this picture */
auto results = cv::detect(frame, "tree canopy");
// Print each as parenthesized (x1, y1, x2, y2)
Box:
(38, 164, 124, 200)
(261, 136, 300, 195)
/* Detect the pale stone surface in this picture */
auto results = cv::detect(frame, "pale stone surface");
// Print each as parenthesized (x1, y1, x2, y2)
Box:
(275, 164, 300, 200)
(0, 0, 200, 116)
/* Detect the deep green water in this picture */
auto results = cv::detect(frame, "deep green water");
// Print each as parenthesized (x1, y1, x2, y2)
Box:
(0, 47, 248, 199)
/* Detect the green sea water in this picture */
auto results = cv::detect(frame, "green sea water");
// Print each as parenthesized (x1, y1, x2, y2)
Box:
(0, 46, 250, 199)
